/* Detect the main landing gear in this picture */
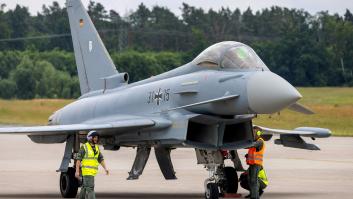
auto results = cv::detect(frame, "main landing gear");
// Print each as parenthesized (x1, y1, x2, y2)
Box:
(196, 149, 242, 199)
(58, 134, 81, 198)
(60, 167, 79, 198)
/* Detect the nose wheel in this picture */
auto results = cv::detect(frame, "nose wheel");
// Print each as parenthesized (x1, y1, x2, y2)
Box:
(204, 166, 239, 199)
(205, 183, 219, 199)
(197, 150, 240, 199)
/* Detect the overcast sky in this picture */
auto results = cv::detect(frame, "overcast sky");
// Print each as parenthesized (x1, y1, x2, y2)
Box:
(1, 0, 352, 16)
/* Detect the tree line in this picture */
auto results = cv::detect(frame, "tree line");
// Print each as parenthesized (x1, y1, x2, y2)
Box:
(0, 50, 184, 99)
(0, 1, 352, 99)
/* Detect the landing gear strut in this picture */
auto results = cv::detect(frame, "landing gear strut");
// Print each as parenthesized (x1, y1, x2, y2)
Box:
(58, 134, 81, 198)
(204, 165, 220, 199)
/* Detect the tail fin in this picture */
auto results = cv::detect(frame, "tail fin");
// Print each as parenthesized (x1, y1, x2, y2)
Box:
(67, 0, 119, 94)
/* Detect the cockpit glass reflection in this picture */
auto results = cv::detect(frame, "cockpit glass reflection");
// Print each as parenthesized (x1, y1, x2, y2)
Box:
(222, 46, 267, 70)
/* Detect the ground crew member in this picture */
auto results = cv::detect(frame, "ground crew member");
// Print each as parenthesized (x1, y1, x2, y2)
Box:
(75, 131, 109, 199)
(245, 126, 265, 199)
(240, 167, 268, 197)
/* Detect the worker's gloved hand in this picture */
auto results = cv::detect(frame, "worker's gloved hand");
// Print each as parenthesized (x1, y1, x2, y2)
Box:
(105, 169, 110, 175)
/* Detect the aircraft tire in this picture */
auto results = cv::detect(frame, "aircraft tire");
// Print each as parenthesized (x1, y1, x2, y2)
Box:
(223, 166, 239, 193)
(205, 183, 219, 199)
(60, 167, 79, 198)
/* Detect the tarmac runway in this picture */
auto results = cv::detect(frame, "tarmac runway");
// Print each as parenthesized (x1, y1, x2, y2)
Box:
(0, 135, 352, 199)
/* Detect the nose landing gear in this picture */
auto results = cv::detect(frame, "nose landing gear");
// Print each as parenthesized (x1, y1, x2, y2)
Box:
(196, 149, 240, 199)
(204, 165, 220, 199)
(205, 182, 220, 199)
(204, 165, 239, 199)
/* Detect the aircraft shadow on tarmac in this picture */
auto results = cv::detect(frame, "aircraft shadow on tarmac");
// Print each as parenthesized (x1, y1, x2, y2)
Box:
(0, 192, 323, 198)
(0, 193, 199, 199)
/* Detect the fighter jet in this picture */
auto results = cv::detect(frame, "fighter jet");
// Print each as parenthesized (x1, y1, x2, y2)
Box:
(0, 0, 331, 198)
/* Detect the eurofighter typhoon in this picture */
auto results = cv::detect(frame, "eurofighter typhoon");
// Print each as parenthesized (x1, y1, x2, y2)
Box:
(0, 0, 331, 198)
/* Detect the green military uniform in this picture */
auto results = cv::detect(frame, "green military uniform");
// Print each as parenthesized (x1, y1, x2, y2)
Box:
(76, 142, 104, 199)
(249, 164, 261, 198)
(240, 167, 268, 195)
(246, 131, 265, 199)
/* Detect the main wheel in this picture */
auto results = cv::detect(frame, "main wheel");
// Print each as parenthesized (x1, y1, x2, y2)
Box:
(223, 167, 239, 193)
(60, 167, 79, 198)
(205, 183, 219, 199)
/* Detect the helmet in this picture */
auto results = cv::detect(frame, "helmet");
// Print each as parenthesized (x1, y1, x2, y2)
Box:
(87, 130, 99, 141)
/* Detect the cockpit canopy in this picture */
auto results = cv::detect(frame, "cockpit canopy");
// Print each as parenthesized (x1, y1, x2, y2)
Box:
(192, 41, 269, 71)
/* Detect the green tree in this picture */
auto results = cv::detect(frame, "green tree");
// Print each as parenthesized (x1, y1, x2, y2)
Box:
(0, 79, 16, 99)
(5, 5, 31, 50)
(112, 51, 162, 82)
(33, 60, 56, 98)
(0, 4, 11, 50)
(241, 7, 256, 37)
(36, 1, 71, 50)
(344, 9, 353, 23)
(186, 28, 208, 62)
(88, 0, 108, 23)
(0, 51, 21, 79)
(11, 57, 36, 99)
(129, 3, 151, 28)
(147, 6, 185, 50)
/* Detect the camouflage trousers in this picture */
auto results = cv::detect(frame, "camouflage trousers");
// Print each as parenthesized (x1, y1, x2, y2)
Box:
(80, 175, 96, 199)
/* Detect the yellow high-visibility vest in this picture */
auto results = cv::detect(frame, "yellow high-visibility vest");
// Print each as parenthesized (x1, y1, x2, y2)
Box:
(258, 168, 269, 186)
(81, 142, 100, 176)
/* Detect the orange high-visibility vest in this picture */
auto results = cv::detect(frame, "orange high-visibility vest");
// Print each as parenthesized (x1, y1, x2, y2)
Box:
(246, 138, 265, 166)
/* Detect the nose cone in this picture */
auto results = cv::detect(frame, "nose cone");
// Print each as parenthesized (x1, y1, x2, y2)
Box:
(247, 71, 302, 114)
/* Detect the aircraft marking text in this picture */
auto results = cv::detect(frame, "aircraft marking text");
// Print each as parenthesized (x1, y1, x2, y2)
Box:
(147, 88, 170, 105)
